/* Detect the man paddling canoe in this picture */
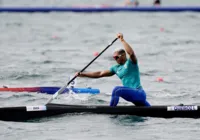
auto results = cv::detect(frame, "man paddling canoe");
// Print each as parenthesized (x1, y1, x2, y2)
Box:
(76, 33, 150, 107)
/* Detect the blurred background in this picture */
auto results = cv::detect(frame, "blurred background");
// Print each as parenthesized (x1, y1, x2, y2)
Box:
(0, 0, 200, 6)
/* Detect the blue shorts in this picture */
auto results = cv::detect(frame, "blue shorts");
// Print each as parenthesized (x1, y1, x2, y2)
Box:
(110, 86, 151, 106)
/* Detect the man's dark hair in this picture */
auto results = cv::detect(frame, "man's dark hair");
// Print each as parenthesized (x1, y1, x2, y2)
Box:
(118, 49, 125, 54)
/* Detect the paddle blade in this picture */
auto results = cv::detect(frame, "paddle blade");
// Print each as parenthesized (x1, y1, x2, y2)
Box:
(46, 84, 69, 104)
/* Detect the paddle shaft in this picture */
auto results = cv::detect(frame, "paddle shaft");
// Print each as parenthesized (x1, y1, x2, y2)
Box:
(46, 38, 118, 104)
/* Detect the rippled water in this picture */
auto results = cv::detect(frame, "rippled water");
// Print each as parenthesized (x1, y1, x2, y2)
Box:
(1, 0, 200, 140)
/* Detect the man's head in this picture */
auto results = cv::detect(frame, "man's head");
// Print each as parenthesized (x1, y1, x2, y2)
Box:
(113, 48, 127, 64)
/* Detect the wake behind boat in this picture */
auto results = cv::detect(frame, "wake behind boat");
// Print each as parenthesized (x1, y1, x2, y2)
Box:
(0, 103, 200, 122)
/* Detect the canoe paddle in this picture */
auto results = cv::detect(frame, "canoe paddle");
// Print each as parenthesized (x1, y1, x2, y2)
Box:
(46, 38, 118, 104)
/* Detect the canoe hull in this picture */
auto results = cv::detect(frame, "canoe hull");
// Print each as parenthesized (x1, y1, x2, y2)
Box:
(0, 103, 200, 121)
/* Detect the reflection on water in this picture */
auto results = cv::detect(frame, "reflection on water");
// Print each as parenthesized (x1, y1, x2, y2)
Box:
(110, 115, 147, 126)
